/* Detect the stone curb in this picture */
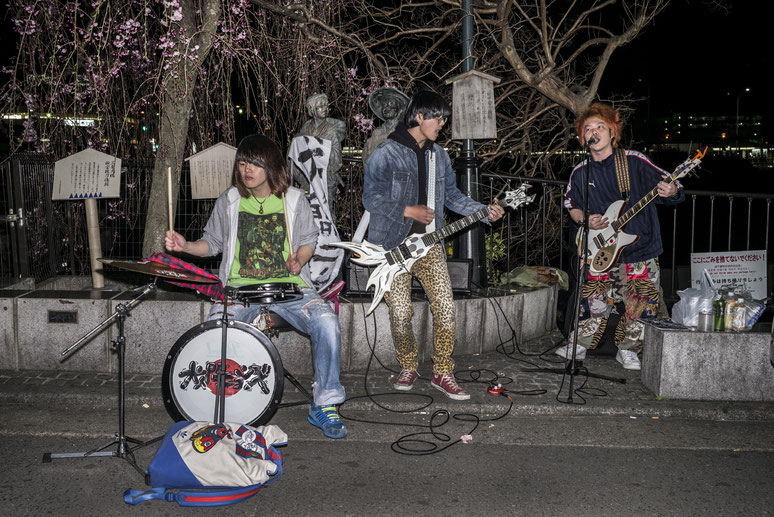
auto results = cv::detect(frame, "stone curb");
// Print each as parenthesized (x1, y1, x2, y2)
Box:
(3, 371, 772, 423)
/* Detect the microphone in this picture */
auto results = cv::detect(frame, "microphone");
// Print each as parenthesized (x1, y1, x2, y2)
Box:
(586, 135, 599, 147)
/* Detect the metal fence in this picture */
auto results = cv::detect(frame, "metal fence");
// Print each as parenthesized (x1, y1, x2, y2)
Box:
(0, 154, 220, 286)
(1, 153, 56, 283)
(2, 152, 772, 302)
(478, 172, 774, 300)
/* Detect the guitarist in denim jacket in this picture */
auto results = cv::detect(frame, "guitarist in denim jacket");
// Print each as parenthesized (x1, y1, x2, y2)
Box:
(363, 90, 504, 399)
(560, 103, 685, 370)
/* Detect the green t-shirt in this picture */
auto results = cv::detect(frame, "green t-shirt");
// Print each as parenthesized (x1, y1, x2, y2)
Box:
(227, 194, 307, 288)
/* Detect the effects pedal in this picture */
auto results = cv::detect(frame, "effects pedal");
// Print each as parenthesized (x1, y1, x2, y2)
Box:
(487, 383, 504, 396)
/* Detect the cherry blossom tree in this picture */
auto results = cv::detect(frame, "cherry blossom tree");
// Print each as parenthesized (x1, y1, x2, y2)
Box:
(2, 0, 394, 255)
(2, 0, 669, 267)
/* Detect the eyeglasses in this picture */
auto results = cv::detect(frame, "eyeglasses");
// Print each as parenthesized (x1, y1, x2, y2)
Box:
(432, 115, 447, 124)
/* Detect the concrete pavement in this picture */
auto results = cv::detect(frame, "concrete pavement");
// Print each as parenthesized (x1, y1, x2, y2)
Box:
(3, 330, 774, 516)
(3, 330, 773, 424)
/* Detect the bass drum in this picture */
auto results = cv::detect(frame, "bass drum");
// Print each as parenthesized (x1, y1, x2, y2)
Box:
(162, 320, 284, 426)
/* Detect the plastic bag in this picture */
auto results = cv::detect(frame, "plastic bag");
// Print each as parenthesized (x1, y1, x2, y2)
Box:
(672, 269, 717, 327)
(725, 292, 766, 330)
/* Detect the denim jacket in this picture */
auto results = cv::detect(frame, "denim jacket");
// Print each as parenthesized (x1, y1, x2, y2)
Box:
(363, 139, 485, 251)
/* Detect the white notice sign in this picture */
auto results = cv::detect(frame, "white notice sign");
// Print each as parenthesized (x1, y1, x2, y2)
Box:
(186, 142, 237, 199)
(690, 250, 768, 300)
(52, 149, 121, 200)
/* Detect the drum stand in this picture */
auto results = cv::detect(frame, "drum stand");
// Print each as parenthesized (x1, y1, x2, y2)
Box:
(255, 306, 314, 407)
(43, 281, 162, 475)
(211, 300, 313, 424)
(213, 305, 230, 424)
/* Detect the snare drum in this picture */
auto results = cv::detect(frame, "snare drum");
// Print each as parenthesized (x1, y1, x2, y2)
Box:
(162, 320, 284, 426)
(232, 283, 302, 305)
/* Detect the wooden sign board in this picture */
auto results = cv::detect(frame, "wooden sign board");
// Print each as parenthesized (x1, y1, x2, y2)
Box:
(447, 70, 500, 140)
(52, 149, 121, 200)
(186, 142, 237, 199)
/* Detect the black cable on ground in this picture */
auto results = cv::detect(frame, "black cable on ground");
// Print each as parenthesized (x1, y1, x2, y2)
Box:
(473, 280, 609, 404)
(336, 268, 524, 455)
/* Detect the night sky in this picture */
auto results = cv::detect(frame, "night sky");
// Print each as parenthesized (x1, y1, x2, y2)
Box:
(0, 2, 769, 138)
(601, 1, 771, 123)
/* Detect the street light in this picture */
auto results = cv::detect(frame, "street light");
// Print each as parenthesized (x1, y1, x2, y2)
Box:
(736, 87, 751, 150)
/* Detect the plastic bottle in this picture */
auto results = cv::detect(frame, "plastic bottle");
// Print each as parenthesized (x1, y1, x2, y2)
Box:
(732, 298, 747, 331)
(712, 297, 725, 331)
(723, 292, 736, 331)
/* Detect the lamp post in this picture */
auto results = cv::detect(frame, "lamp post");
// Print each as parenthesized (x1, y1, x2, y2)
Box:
(735, 87, 750, 151)
(455, 0, 485, 288)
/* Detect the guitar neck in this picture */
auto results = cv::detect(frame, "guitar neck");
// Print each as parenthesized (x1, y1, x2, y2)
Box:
(422, 203, 496, 246)
(613, 175, 675, 231)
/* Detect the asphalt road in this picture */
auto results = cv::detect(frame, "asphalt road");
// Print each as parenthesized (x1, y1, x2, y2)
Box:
(2, 401, 773, 516)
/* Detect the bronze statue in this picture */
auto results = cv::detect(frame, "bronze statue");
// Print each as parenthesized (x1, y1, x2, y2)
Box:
(362, 87, 410, 166)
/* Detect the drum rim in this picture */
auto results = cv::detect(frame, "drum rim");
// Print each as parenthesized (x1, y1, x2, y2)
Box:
(161, 319, 285, 426)
(234, 282, 300, 292)
(232, 282, 303, 304)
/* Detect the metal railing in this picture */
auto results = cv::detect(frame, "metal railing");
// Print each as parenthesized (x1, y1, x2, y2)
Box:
(479, 172, 773, 300)
(2, 152, 772, 303)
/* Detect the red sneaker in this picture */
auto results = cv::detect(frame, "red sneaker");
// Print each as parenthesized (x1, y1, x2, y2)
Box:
(430, 374, 470, 400)
(393, 369, 419, 391)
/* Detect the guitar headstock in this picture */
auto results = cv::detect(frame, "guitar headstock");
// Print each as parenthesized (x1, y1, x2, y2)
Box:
(671, 146, 708, 181)
(500, 183, 535, 210)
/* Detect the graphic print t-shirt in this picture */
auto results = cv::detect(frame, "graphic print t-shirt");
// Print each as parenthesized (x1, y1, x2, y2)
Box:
(227, 194, 307, 287)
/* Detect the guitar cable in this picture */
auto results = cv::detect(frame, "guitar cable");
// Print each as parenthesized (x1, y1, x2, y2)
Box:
(337, 255, 548, 455)
(470, 279, 610, 405)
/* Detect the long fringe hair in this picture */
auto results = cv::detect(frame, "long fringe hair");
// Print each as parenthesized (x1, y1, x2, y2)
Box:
(232, 134, 290, 197)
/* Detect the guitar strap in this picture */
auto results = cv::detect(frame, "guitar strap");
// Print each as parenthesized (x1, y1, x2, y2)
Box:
(614, 148, 631, 201)
(352, 149, 437, 241)
(426, 149, 436, 232)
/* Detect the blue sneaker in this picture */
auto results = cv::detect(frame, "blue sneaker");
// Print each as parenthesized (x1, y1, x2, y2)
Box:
(308, 404, 348, 439)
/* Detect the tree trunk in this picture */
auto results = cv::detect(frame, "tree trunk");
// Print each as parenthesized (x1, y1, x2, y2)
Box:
(142, 0, 221, 257)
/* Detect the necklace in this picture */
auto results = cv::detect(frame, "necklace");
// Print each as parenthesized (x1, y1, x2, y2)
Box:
(255, 196, 269, 214)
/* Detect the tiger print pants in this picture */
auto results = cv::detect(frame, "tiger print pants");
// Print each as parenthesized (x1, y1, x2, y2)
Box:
(573, 258, 661, 353)
(383, 244, 456, 375)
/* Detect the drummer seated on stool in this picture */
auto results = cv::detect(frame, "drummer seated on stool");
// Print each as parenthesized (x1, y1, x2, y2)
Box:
(165, 134, 347, 439)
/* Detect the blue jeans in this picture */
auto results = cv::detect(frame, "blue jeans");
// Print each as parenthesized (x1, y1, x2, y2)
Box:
(207, 287, 345, 406)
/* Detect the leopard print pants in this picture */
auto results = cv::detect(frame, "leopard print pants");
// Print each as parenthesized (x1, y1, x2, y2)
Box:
(383, 244, 456, 375)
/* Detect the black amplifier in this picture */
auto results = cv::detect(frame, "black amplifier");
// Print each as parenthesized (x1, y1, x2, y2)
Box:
(343, 258, 473, 296)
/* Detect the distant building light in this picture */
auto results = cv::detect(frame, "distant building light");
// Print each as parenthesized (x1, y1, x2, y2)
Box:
(64, 118, 96, 127)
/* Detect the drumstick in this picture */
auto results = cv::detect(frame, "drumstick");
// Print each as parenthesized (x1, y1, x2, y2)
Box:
(167, 166, 174, 233)
(282, 193, 293, 252)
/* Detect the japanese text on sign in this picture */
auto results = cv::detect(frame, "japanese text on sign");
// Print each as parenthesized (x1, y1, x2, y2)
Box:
(690, 250, 767, 300)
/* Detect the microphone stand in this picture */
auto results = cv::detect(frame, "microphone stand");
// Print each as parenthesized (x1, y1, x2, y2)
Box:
(45, 280, 162, 474)
(525, 140, 625, 398)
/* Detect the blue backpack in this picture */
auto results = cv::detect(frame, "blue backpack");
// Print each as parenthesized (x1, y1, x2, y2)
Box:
(124, 420, 286, 507)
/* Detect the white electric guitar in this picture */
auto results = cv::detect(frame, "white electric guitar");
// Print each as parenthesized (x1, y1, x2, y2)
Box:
(580, 147, 706, 275)
(331, 184, 534, 315)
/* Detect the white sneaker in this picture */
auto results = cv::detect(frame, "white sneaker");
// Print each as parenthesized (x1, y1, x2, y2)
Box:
(616, 349, 641, 370)
(555, 342, 587, 361)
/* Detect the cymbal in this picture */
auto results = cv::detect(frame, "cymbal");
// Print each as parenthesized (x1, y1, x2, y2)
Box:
(98, 258, 219, 283)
